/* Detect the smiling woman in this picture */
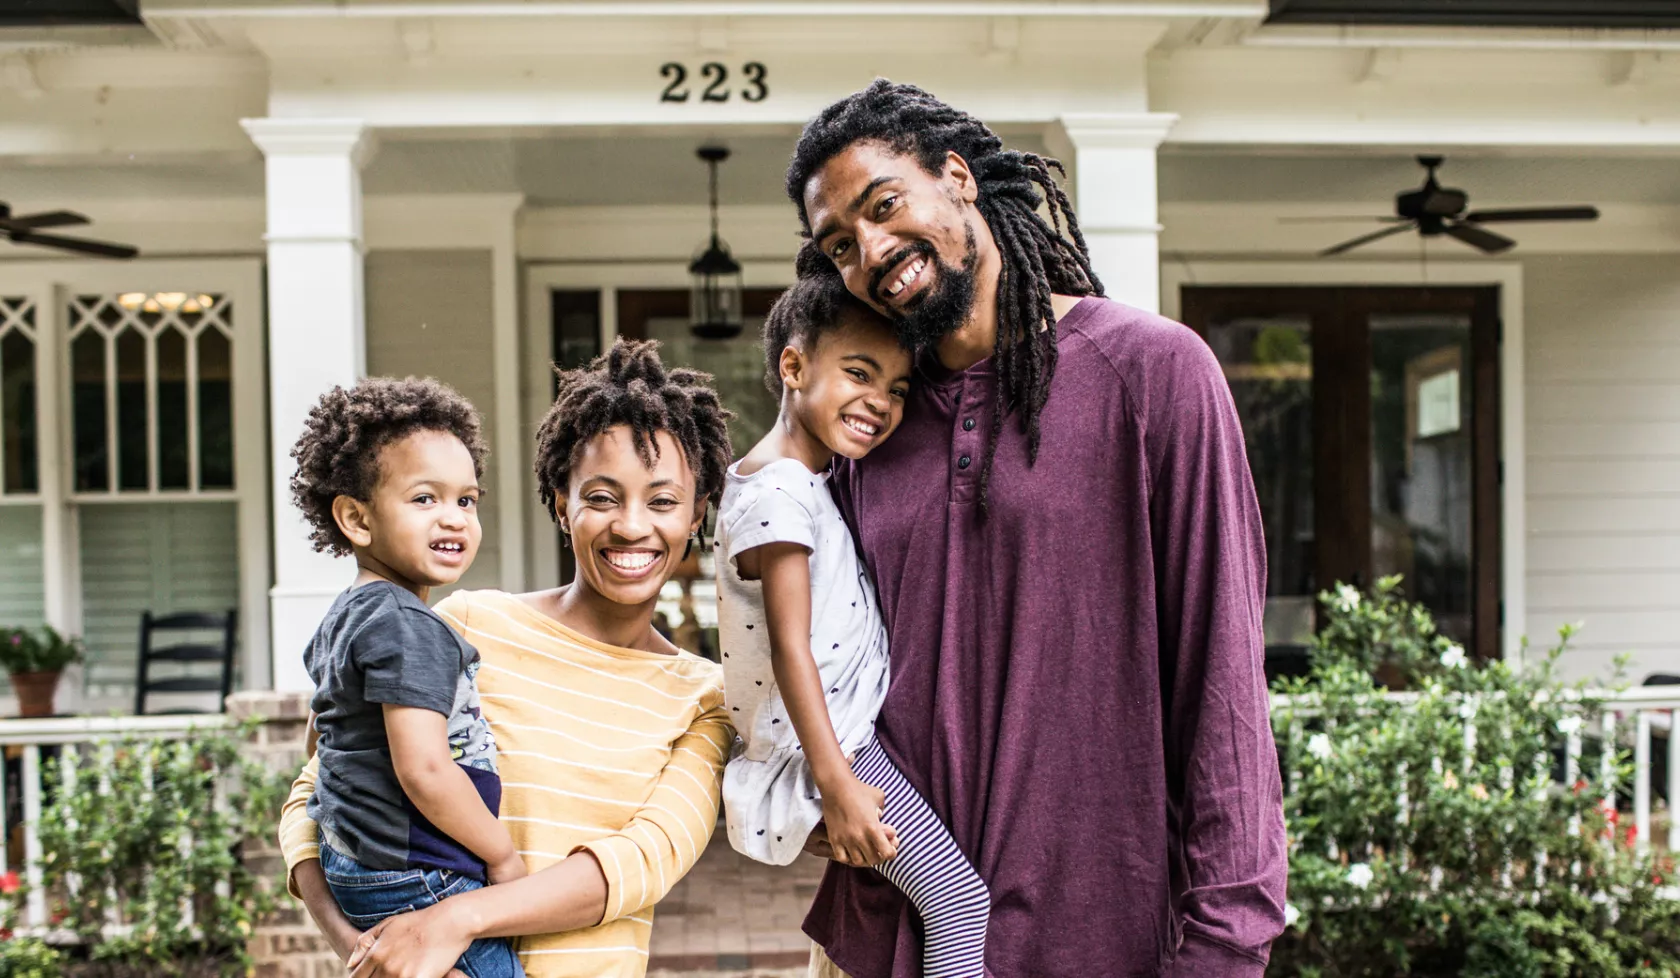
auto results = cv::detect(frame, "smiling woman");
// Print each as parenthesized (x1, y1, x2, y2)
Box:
(278, 339, 739, 978)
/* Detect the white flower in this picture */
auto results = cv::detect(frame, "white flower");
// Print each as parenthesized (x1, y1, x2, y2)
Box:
(1347, 863, 1374, 889)
(1557, 715, 1584, 736)
(1306, 733, 1333, 761)
(1440, 643, 1467, 670)
(1284, 903, 1302, 928)
(1457, 697, 1480, 721)
(1333, 584, 1362, 614)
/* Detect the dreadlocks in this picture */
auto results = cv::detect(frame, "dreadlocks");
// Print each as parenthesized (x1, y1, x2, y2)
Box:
(534, 338, 734, 522)
(786, 78, 1102, 508)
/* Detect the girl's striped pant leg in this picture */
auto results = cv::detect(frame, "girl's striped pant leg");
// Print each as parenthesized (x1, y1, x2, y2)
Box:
(852, 738, 991, 978)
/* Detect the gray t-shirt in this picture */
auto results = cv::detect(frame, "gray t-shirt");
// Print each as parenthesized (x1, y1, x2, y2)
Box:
(305, 580, 501, 878)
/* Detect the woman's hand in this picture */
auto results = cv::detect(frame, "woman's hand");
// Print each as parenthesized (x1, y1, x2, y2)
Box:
(819, 771, 898, 867)
(346, 902, 472, 978)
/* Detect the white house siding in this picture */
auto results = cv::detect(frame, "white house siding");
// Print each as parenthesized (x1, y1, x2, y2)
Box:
(1525, 254, 1680, 685)
(364, 249, 502, 599)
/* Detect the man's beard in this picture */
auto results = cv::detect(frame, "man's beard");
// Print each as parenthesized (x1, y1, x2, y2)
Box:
(869, 222, 979, 352)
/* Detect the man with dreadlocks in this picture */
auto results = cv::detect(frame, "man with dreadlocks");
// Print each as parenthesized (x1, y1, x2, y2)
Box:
(785, 80, 1287, 978)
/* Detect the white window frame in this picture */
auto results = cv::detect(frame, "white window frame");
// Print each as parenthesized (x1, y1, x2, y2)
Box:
(0, 259, 269, 711)
(521, 260, 795, 591)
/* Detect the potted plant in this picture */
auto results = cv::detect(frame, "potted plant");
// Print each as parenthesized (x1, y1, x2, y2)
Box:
(0, 626, 84, 718)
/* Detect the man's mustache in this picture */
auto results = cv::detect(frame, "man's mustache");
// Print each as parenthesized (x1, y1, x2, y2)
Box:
(867, 241, 938, 310)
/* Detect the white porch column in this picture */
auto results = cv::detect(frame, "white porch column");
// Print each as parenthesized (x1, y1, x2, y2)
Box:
(241, 118, 374, 693)
(1046, 113, 1177, 314)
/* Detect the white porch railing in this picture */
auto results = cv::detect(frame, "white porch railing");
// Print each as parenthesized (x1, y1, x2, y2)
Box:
(0, 714, 231, 933)
(1, 691, 1677, 936)
(1269, 685, 1680, 858)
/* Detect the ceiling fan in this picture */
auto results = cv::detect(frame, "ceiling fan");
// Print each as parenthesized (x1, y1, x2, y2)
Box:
(1293, 156, 1600, 257)
(1, 202, 139, 259)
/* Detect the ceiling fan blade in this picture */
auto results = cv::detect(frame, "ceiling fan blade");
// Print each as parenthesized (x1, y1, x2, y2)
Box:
(2, 210, 90, 230)
(1320, 222, 1416, 257)
(7, 230, 138, 259)
(1279, 216, 1407, 224)
(1443, 222, 1516, 254)
(1461, 206, 1600, 224)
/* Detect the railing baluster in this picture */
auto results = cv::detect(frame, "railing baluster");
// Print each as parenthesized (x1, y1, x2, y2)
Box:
(1603, 711, 1619, 854)
(1671, 709, 1680, 855)
(21, 744, 44, 928)
(1396, 759, 1409, 874)
(60, 745, 81, 905)
(1635, 711, 1652, 855)
(0, 739, 8, 874)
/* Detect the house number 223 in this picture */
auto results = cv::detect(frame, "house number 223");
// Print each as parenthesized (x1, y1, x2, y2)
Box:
(660, 62, 768, 103)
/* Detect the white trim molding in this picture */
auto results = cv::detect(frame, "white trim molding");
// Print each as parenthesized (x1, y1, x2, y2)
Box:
(1055, 111, 1179, 151)
(1160, 259, 1527, 666)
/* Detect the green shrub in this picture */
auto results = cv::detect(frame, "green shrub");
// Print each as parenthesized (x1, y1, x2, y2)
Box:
(35, 722, 290, 978)
(1270, 577, 1680, 977)
(0, 940, 65, 978)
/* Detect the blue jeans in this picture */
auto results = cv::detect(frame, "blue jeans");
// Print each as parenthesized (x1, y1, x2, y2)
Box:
(319, 842, 524, 978)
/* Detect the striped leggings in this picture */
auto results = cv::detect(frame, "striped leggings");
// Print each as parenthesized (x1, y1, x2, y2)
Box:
(851, 738, 991, 978)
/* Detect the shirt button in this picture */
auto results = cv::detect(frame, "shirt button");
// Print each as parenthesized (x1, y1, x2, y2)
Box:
(958, 455, 972, 469)
(962, 418, 976, 431)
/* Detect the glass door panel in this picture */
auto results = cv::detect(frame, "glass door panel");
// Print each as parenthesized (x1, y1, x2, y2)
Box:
(1206, 316, 1317, 661)
(1368, 313, 1475, 646)
(1183, 285, 1501, 666)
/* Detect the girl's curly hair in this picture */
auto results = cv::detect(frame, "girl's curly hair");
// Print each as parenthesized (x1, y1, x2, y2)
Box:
(288, 377, 486, 556)
(534, 338, 734, 521)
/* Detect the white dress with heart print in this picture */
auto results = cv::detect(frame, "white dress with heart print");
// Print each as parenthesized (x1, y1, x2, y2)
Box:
(714, 457, 891, 866)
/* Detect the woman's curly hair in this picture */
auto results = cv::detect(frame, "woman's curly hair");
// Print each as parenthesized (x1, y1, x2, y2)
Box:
(534, 338, 734, 522)
(288, 377, 486, 557)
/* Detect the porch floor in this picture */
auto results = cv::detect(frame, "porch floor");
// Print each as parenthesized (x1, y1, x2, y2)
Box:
(647, 820, 826, 974)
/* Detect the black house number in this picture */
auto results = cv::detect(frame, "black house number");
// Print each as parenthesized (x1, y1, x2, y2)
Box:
(660, 62, 768, 103)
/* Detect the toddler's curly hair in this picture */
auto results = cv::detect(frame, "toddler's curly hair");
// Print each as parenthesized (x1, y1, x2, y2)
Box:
(534, 339, 733, 522)
(289, 377, 487, 556)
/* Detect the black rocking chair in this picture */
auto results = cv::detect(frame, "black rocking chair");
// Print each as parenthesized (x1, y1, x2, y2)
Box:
(134, 610, 238, 716)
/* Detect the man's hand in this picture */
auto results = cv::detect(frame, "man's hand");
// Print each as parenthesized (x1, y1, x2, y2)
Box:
(819, 771, 898, 867)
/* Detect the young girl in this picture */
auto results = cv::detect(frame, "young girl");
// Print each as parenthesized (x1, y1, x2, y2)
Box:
(717, 265, 990, 978)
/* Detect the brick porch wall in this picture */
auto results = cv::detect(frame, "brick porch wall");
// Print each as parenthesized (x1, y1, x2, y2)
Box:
(229, 690, 342, 978)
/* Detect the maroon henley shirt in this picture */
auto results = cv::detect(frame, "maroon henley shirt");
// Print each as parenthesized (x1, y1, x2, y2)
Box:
(803, 297, 1288, 978)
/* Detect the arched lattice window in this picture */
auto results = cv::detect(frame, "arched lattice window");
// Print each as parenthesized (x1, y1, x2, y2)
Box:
(66, 292, 235, 495)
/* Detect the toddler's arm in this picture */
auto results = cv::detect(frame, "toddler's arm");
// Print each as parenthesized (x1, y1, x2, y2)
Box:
(384, 705, 526, 884)
(744, 541, 898, 867)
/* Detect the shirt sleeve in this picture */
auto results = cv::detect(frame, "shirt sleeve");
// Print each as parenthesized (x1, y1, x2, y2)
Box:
(278, 753, 322, 899)
(721, 473, 818, 564)
(1142, 327, 1288, 975)
(573, 699, 734, 922)
(354, 602, 461, 715)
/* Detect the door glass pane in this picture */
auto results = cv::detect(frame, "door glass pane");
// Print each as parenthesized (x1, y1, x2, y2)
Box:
(1369, 313, 1474, 646)
(72, 330, 109, 492)
(1207, 317, 1316, 662)
(643, 315, 776, 459)
(157, 329, 189, 490)
(115, 328, 149, 490)
(197, 329, 234, 489)
(2, 330, 38, 494)
(552, 290, 601, 376)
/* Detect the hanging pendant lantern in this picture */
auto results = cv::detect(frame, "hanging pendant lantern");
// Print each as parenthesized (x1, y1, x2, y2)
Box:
(689, 145, 745, 340)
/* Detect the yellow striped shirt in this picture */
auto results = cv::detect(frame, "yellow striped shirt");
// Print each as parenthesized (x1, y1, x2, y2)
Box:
(278, 589, 734, 978)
